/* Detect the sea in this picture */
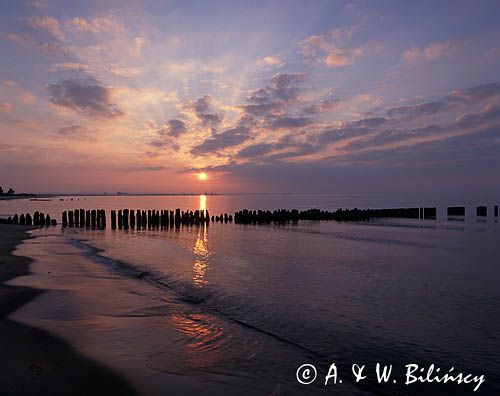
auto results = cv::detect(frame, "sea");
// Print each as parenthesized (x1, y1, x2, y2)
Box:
(2, 194, 499, 395)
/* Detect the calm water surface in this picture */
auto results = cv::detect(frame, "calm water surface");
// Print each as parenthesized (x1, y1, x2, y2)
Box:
(4, 195, 500, 395)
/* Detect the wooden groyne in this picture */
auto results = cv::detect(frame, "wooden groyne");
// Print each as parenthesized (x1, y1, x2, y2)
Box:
(61, 209, 106, 229)
(107, 209, 212, 229)
(0, 211, 57, 226)
(1, 204, 499, 228)
(234, 207, 424, 224)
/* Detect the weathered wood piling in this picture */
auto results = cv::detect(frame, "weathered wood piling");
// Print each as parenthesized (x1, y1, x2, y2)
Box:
(476, 206, 487, 217)
(2, 202, 500, 229)
(447, 206, 465, 217)
(111, 210, 117, 229)
(0, 211, 55, 226)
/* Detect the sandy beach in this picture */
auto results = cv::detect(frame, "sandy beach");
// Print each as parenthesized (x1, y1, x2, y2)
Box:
(0, 224, 138, 396)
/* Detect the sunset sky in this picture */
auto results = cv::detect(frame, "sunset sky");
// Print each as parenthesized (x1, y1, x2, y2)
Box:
(1, 0, 500, 196)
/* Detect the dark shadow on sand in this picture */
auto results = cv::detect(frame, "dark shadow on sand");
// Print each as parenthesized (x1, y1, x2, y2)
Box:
(0, 225, 138, 396)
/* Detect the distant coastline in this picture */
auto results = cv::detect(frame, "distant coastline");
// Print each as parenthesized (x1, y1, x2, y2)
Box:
(0, 194, 36, 201)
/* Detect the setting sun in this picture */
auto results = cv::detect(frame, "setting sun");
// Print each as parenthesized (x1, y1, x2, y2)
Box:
(197, 172, 208, 181)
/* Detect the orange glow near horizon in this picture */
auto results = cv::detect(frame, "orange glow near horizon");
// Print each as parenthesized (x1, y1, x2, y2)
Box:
(197, 172, 208, 181)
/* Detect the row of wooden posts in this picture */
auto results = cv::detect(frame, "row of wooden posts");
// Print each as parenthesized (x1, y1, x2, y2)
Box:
(0, 211, 57, 226)
(61, 209, 234, 229)
(62, 209, 106, 228)
(1, 205, 498, 228)
(233, 205, 498, 224)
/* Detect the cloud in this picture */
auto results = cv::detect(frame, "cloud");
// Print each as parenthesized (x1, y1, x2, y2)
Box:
(0, 102, 13, 112)
(324, 48, 363, 67)
(269, 116, 313, 129)
(444, 82, 500, 104)
(25, 16, 65, 41)
(257, 56, 281, 67)
(316, 118, 386, 146)
(39, 42, 69, 55)
(17, 93, 37, 104)
(455, 103, 500, 129)
(149, 120, 187, 152)
(66, 16, 124, 34)
(157, 119, 187, 137)
(8, 33, 36, 47)
(49, 62, 91, 72)
(238, 73, 307, 117)
(269, 73, 307, 101)
(190, 126, 251, 156)
(57, 124, 94, 140)
(237, 142, 278, 158)
(138, 166, 166, 171)
(403, 41, 454, 63)
(188, 95, 222, 126)
(349, 117, 387, 128)
(8, 32, 69, 55)
(46, 78, 123, 118)
(341, 125, 444, 151)
(303, 97, 339, 114)
(387, 101, 450, 118)
(238, 102, 283, 117)
(110, 65, 142, 78)
(387, 82, 500, 119)
(149, 138, 180, 151)
(318, 125, 368, 145)
(235, 134, 314, 160)
(300, 28, 364, 67)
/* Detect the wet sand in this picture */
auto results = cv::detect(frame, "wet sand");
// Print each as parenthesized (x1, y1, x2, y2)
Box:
(0, 224, 138, 396)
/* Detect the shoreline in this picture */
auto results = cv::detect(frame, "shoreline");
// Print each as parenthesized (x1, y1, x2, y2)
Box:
(0, 224, 138, 396)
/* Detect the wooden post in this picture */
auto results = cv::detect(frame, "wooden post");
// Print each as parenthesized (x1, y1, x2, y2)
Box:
(45, 214, 51, 226)
(80, 209, 84, 227)
(118, 210, 123, 228)
(26, 213, 32, 226)
(136, 210, 141, 228)
(91, 209, 97, 228)
(101, 209, 106, 229)
(68, 211, 74, 227)
(74, 209, 79, 227)
(62, 211, 68, 227)
(169, 210, 174, 228)
(175, 209, 181, 227)
(111, 210, 117, 229)
(123, 209, 129, 229)
(86, 210, 91, 227)
(476, 206, 487, 217)
(142, 210, 146, 228)
(130, 210, 135, 228)
(51, 219, 57, 226)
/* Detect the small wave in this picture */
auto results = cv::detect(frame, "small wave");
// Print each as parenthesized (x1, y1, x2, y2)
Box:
(64, 235, 324, 358)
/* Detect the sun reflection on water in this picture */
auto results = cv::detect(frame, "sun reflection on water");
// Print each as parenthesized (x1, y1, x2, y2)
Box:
(193, 206, 210, 287)
(199, 194, 207, 211)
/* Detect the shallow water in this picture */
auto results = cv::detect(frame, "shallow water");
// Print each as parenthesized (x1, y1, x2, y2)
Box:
(5, 195, 500, 395)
